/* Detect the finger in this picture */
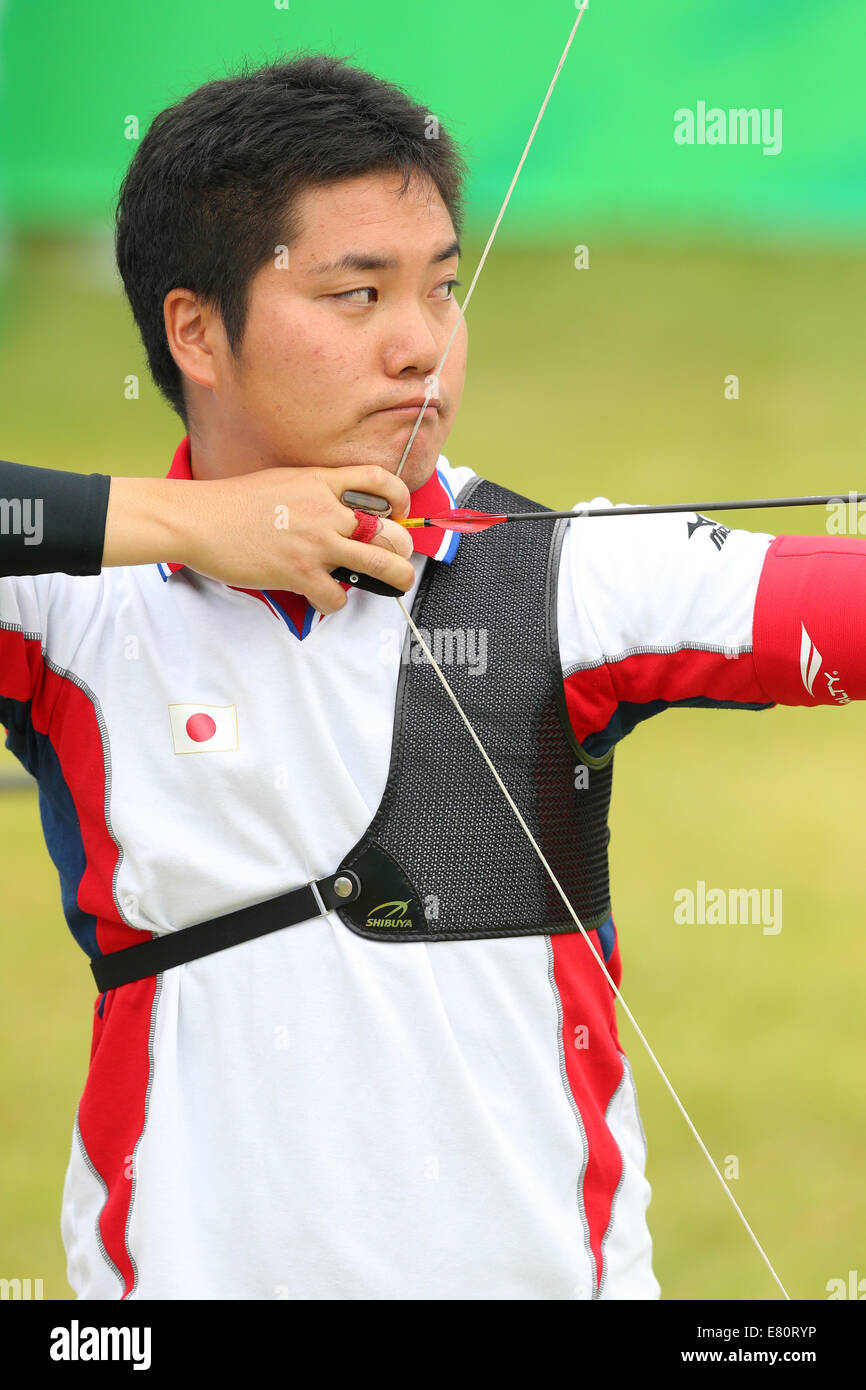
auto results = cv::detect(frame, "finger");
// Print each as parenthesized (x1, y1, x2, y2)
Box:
(371, 517, 413, 560)
(331, 534, 416, 593)
(322, 465, 412, 519)
(298, 570, 351, 615)
(330, 500, 373, 540)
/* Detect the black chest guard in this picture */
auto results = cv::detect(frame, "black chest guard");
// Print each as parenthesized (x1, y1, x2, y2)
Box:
(332, 475, 614, 942)
(90, 475, 616, 993)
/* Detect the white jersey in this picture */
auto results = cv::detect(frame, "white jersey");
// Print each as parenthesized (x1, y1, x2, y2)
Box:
(1, 441, 800, 1300)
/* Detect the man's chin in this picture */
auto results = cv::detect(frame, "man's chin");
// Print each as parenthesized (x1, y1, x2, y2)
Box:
(361, 415, 446, 478)
(390, 455, 440, 494)
(351, 444, 441, 492)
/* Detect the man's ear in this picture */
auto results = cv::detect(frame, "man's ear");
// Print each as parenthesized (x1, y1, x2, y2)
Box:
(163, 289, 223, 394)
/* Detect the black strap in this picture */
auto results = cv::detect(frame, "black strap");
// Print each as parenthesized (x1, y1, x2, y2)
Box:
(91, 871, 361, 992)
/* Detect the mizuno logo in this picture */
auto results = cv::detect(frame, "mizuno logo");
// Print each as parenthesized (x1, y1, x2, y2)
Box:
(799, 622, 822, 695)
(687, 513, 730, 551)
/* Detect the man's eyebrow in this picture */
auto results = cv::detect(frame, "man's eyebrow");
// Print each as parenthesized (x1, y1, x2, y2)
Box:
(306, 238, 461, 277)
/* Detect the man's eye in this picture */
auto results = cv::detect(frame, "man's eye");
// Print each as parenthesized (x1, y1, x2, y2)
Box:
(334, 287, 378, 304)
(333, 280, 462, 306)
(434, 279, 462, 300)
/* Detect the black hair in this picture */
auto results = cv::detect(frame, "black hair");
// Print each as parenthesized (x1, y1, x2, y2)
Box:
(115, 53, 467, 421)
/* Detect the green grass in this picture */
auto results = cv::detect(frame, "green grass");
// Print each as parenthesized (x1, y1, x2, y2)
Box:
(1, 230, 865, 1299)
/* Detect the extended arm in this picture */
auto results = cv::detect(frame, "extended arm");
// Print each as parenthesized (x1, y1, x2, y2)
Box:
(557, 503, 866, 756)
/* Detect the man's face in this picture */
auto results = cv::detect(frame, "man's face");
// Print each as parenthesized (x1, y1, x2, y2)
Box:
(197, 170, 467, 492)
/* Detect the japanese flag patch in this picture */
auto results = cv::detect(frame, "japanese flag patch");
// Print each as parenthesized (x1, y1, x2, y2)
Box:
(168, 703, 239, 754)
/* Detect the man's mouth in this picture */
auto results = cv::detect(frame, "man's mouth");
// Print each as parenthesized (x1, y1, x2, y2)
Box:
(371, 396, 441, 417)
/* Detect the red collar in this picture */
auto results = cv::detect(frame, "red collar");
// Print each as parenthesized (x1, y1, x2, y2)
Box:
(161, 436, 458, 577)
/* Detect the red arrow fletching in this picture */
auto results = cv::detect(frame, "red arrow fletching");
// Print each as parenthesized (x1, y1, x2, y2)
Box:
(425, 509, 507, 534)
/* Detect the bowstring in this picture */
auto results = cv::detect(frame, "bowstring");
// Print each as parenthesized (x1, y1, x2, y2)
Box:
(390, 7, 791, 1299)
(395, 9, 590, 481)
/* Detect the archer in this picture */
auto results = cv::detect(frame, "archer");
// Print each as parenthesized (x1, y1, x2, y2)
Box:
(0, 47, 859, 1303)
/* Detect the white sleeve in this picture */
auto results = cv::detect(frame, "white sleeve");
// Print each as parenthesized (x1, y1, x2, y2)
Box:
(555, 499, 777, 756)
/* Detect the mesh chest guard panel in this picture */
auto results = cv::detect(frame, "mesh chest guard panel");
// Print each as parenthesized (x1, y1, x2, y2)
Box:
(335, 477, 614, 942)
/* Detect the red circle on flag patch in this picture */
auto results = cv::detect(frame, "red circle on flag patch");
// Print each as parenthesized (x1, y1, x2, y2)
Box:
(186, 713, 217, 742)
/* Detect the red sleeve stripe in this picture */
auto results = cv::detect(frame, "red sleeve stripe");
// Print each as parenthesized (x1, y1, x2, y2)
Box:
(563, 646, 773, 748)
(753, 534, 866, 706)
(549, 927, 626, 1294)
(0, 625, 44, 703)
(19, 648, 156, 1296)
(77, 978, 159, 1297)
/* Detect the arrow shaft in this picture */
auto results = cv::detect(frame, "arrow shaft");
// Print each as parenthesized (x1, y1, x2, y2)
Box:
(509, 493, 866, 520)
(399, 493, 866, 532)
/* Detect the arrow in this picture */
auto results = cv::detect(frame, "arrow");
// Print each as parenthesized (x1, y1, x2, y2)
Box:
(399, 494, 866, 534)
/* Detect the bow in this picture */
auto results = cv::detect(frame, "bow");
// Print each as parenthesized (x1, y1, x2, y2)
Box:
(386, 7, 794, 1300)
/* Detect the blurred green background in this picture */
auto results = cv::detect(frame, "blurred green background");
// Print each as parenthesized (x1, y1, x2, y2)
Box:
(1, 0, 865, 1301)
